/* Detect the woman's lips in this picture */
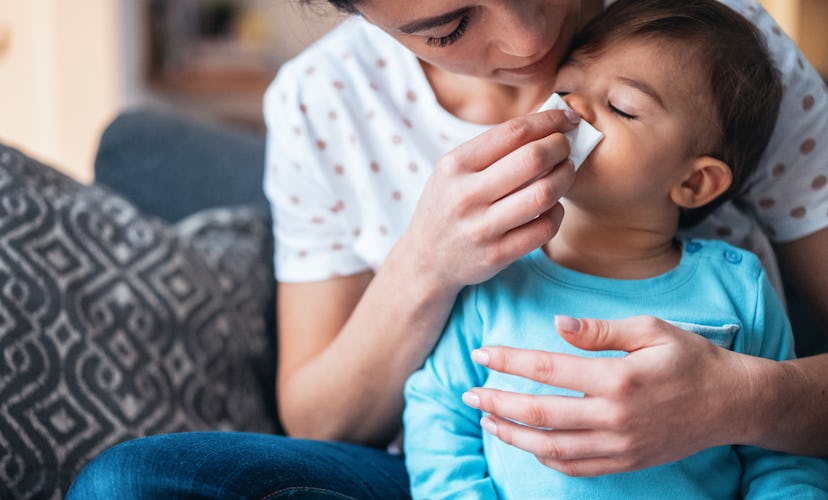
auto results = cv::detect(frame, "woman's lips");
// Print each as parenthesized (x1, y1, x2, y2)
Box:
(499, 46, 558, 76)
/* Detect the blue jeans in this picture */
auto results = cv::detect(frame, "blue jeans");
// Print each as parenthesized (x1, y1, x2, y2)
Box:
(66, 432, 410, 499)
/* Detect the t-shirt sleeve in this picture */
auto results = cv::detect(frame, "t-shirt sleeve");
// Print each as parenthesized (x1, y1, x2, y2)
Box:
(263, 61, 370, 282)
(736, 2, 828, 242)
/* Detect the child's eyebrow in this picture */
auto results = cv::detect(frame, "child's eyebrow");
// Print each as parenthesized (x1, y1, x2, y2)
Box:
(617, 77, 665, 109)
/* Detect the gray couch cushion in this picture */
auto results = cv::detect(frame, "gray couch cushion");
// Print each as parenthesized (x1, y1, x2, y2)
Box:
(0, 144, 277, 499)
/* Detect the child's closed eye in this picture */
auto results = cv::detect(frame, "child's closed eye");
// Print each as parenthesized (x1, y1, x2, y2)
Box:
(609, 102, 636, 120)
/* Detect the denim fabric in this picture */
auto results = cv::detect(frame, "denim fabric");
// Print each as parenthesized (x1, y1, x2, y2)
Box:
(66, 432, 410, 499)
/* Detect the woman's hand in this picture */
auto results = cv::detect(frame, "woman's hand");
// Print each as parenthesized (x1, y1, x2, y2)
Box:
(397, 109, 580, 294)
(462, 316, 772, 476)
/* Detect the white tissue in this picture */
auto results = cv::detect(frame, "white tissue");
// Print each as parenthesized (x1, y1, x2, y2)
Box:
(537, 93, 603, 171)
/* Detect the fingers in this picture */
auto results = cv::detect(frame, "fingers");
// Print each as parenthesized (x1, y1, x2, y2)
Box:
(447, 109, 580, 175)
(555, 315, 678, 353)
(485, 159, 575, 235)
(470, 346, 627, 395)
(463, 389, 609, 430)
(478, 417, 643, 476)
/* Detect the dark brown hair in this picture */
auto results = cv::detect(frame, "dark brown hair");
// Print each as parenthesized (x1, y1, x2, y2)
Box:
(570, 0, 782, 227)
(300, 0, 360, 15)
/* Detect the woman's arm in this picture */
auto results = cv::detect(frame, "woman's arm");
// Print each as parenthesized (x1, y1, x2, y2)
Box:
(276, 109, 579, 445)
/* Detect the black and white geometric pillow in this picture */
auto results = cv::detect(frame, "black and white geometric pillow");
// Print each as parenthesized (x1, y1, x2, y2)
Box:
(0, 144, 278, 499)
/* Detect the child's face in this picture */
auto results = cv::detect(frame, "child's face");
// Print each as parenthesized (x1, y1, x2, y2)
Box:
(554, 38, 712, 218)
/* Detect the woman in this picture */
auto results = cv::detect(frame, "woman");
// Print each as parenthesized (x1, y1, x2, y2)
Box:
(69, 0, 828, 497)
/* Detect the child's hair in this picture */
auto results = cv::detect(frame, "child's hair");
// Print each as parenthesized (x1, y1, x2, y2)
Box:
(300, 0, 360, 14)
(570, 0, 783, 227)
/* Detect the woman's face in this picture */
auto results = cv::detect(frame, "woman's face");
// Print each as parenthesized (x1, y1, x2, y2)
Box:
(356, 0, 582, 88)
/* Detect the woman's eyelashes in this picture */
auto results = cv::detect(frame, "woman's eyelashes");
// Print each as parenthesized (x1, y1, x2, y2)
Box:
(426, 15, 471, 48)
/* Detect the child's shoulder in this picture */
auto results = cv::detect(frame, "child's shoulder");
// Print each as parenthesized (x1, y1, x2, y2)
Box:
(681, 238, 765, 278)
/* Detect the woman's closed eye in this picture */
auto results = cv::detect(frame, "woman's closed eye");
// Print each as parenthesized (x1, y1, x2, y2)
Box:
(426, 15, 470, 48)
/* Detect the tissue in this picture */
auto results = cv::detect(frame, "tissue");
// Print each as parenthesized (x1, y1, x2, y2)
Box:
(537, 93, 603, 171)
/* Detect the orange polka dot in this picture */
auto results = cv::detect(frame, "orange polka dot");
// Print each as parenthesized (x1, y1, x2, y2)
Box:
(316, 140, 327, 151)
(798, 58, 805, 70)
(377, 58, 387, 68)
(370, 81, 380, 91)
(311, 216, 326, 225)
(290, 195, 300, 205)
(772, 163, 787, 177)
(298, 250, 308, 258)
(408, 162, 419, 173)
(333, 81, 345, 90)
(402, 118, 413, 128)
(790, 207, 807, 219)
(299, 103, 308, 113)
(812, 175, 827, 190)
(334, 165, 345, 175)
(332, 242, 343, 251)
(391, 135, 402, 145)
(353, 228, 362, 237)
(800, 138, 816, 154)
(803, 95, 815, 111)
(329, 111, 338, 120)
(392, 191, 402, 201)
(772, 26, 782, 36)
(758, 197, 775, 209)
(406, 91, 417, 102)
(370, 162, 381, 173)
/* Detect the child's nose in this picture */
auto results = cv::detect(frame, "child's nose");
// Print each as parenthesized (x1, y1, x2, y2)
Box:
(563, 93, 596, 124)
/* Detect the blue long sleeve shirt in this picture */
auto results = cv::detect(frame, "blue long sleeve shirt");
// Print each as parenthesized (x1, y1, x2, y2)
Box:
(404, 239, 828, 499)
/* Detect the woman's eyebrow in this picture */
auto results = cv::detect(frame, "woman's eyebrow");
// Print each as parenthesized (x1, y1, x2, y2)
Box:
(398, 7, 471, 34)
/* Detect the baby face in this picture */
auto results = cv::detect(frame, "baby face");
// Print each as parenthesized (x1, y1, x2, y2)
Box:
(553, 38, 713, 218)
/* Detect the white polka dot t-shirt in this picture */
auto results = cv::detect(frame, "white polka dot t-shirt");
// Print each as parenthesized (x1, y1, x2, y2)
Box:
(264, 1, 828, 284)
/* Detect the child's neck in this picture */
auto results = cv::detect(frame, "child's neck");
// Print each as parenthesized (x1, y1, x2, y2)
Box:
(544, 203, 682, 279)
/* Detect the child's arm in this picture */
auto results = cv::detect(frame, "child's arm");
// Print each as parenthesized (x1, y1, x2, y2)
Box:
(737, 269, 828, 497)
(403, 288, 498, 499)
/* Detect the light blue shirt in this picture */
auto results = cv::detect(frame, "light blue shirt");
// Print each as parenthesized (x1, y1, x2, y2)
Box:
(404, 239, 828, 499)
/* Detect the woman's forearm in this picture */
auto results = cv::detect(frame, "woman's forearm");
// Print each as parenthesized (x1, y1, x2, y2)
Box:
(746, 353, 828, 454)
(278, 239, 460, 446)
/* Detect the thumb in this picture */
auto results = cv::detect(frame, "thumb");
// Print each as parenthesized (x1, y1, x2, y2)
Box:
(554, 315, 677, 353)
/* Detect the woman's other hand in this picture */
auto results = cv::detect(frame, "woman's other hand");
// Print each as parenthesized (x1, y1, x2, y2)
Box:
(462, 316, 774, 476)
(396, 109, 580, 294)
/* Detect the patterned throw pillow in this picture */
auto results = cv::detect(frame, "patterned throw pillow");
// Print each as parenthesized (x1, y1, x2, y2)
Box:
(0, 144, 278, 499)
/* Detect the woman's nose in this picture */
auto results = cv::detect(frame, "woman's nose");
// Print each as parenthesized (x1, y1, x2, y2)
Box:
(495, 7, 546, 57)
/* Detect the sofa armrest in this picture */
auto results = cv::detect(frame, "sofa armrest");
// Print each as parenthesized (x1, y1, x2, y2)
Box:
(95, 109, 269, 223)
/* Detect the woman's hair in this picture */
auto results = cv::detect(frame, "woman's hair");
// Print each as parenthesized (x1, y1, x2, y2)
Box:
(571, 0, 783, 227)
(300, 0, 360, 15)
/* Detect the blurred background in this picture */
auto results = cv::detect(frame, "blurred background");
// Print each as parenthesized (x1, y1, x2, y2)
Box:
(0, 0, 825, 183)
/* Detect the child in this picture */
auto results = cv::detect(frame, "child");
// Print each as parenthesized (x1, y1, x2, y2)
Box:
(403, 0, 828, 498)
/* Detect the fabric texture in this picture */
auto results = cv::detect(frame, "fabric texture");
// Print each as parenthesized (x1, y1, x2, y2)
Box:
(0, 144, 277, 499)
(66, 431, 410, 500)
(264, 0, 828, 287)
(404, 240, 828, 499)
(95, 109, 269, 224)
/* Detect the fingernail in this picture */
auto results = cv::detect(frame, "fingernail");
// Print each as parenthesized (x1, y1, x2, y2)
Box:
(462, 391, 480, 408)
(564, 109, 581, 124)
(555, 315, 581, 333)
(481, 416, 498, 435)
(471, 349, 490, 366)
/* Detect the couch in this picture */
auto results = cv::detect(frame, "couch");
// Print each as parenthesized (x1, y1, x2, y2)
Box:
(0, 109, 282, 499)
(2, 108, 825, 500)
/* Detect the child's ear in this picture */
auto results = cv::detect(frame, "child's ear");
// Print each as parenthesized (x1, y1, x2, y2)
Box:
(670, 156, 733, 209)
